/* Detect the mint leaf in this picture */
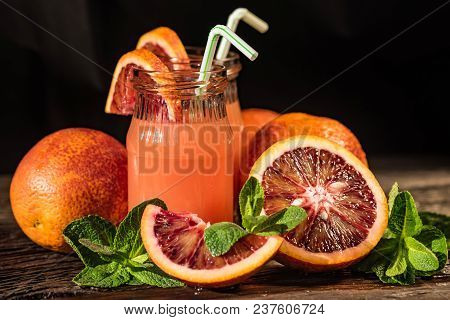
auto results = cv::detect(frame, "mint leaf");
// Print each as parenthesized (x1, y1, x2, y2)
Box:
(419, 212, 450, 247)
(356, 238, 398, 273)
(114, 199, 167, 258)
(127, 277, 145, 285)
(388, 191, 422, 237)
(131, 254, 150, 264)
(371, 261, 400, 284)
(388, 182, 399, 215)
(239, 177, 265, 231)
(372, 259, 415, 285)
(63, 216, 116, 267)
(127, 266, 184, 288)
(414, 225, 448, 276)
(79, 238, 116, 256)
(253, 206, 307, 236)
(73, 262, 130, 288)
(204, 222, 248, 257)
(356, 185, 448, 285)
(383, 183, 400, 239)
(385, 243, 407, 277)
(383, 228, 398, 239)
(405, 236, 439, 272)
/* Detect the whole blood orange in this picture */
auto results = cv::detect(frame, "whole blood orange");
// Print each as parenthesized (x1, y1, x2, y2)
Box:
(250, 135, 387, 271)
(241, 108, 279, 181)
(241, 112, 368, 187)
(242, 108, 279, 131)
(241, 108, 279, 149)
(10, 128, 128, 252)
(141, 204, 283, 287)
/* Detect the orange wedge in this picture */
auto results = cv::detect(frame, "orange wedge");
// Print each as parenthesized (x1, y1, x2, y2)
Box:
(105, 48, 180, 121)
(141, 204, 283, 287)
(137, 27, 189, 62)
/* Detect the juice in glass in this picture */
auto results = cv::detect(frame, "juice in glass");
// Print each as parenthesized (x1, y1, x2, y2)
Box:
(157, 49, 244, 219)
(126, 65, 233, 223)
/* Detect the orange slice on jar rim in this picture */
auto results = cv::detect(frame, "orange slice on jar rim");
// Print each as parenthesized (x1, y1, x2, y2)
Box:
(105, 48, 181, 121)
(136, 27, 190, 70)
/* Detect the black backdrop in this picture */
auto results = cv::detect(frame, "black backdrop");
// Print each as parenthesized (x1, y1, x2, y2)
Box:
(1, 0, 449, 173)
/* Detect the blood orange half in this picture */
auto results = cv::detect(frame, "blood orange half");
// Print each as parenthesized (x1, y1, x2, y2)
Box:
(141, 204, 283, 287)
(105, 49, 180, 120)
(250, 135, 388, 271)
(136, 27, 189, 67)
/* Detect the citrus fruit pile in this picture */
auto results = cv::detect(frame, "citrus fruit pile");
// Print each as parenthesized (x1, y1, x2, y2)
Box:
(9, 25, 391, 289)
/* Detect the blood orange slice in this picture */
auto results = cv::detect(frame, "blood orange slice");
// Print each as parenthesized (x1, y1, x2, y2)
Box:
(136, 27, 189, 68)
(250, 135, 388, 271)
(141, 204, 283, 287)
(105, 49, 180, 120)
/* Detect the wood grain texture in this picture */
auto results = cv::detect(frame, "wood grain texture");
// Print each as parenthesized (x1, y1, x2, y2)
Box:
(1, 157, 449, 300)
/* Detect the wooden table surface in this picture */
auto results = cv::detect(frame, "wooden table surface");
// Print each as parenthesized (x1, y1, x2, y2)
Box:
(1, 157, 449, 300)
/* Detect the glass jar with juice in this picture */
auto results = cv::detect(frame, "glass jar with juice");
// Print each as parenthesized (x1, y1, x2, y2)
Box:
(126, 64, 233, 223)
(183, 48, 243, 213)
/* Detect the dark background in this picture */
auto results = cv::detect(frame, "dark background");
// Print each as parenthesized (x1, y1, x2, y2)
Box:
(1, 0, 449, 173)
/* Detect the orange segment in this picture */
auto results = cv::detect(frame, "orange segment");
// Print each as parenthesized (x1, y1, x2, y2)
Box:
(137, 27, 189, 63)
(250, 135, 388, 271)
(105, 48, 180, 121)
(141, 204, 283, 287)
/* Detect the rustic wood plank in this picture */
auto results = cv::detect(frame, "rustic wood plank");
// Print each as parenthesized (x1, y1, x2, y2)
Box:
(1, 158, 449, 300)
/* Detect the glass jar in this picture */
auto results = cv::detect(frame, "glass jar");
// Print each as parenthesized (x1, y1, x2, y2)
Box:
(126, 64, 233, 223)
(183, 48, 243, 216)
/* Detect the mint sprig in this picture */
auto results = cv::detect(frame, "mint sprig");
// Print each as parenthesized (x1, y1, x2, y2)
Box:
(356, 183, 448, 285)
(204, 177, 307, 257)
(419, 211, 450, 247)
(63, 199, 184, 288)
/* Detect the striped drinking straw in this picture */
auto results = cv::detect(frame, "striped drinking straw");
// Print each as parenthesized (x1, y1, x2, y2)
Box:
(198, 25, 258, 90)
(216, 8, 268, 60)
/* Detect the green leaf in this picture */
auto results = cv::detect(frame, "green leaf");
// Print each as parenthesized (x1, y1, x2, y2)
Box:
(383, 228, 398, 239)
(114, 199, 167, 258)
(388, 182, 399, 215)
(79, 238, 116, 256)
(391, 264, 416, 285)
(63, 216, 116, 267)
(371, 260, 400, 284)
(382, 183, 399, 239)
(419, 212, 450, 247)
(371, 260, 415, 285)
(239, 177, 265, 231)
(253, 206, 307, 236)
(204, 222, 248, 257)
(127, 266, 184, 288)
(385, 243, 407, 277)
(414, 225, 448, 276)
(131, 254, 150, 264)
(388, 191, 422, 237)
(127, 276, 145, 286)
(73, 262, 130, 288)
(405, 236, 439, 272)
(355, 238, 398, 273)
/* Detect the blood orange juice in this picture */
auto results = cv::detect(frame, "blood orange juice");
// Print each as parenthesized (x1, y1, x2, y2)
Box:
(151, 49, 244, 219)
(127, 65, 233, 223)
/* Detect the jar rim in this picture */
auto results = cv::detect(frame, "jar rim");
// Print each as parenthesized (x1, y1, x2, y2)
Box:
(152, 46, 242, 78)
(132, 63, 227, 96)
